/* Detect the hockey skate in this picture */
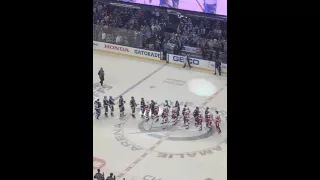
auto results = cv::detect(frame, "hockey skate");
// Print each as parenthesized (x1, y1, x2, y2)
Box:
(132, 114, 135, 118)
(105, 113, 108, 117)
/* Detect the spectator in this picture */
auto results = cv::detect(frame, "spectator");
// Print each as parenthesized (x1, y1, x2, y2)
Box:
(116, 35, 122, 44)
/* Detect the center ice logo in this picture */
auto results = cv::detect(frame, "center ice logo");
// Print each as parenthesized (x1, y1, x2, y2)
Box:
(112, 103, 227, 158)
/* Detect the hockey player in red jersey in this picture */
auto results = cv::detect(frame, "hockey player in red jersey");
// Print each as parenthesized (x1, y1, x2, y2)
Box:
(184, 108, 190, 129)
(206, 112, 214, 129)
(153, 102, 159, 122)
(215, 111, 222, 134)
(196, 112, 204, 131)
(161, 105, 169, 124)
(145, 102, 151, 122)
(171, 107, 178, 123)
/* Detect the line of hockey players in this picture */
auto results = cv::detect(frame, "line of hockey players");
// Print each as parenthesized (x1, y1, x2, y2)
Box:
(94, 96, 222, 133)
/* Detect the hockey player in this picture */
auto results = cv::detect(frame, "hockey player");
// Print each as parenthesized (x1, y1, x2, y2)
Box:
(184, 108, 190, 129)
(94, 99, 102, 120)
(174, 101, 180, 117)
(153, 102, 159, 122)
(140, 98, 146, 118)
(206, 112, 214, 129)
(182, 104, 187, 115)
(103, 96, 109, 117)
(150, 100, 155, 119)
(109, 96, 115, 117)
(193, 107, 200, 122)
(145, 102, 151, 122)
(130, 96, 137, 118)
(172, 107, 178, 125)
(98, 67, 105, 86)
(205, 107, 210, 124)
(196, 112, 204, 131)
(215, 111, 222, 134)
(119, 96, 126, 118)
(205, 107, 210, 116)
(164, 100, 171, 109)
(161, 105, 169, 124)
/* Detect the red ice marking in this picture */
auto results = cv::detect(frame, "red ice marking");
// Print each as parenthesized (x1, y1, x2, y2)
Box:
(93, 157, 106, 169)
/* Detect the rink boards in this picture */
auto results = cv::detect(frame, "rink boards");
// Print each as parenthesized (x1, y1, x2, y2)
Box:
(93, 41, 227, 75)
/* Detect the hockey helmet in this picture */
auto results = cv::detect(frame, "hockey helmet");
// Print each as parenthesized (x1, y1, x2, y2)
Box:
(104, 96, 107, 99)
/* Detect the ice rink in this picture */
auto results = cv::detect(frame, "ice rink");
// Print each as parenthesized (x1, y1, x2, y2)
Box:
(93, 50, 227, 180)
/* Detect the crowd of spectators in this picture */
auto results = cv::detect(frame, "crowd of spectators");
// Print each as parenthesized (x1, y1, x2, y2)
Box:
(93, 0, 227, 63)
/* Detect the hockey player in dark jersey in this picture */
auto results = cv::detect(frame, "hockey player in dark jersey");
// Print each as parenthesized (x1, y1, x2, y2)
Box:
(193, 107, 200, 119)
(103, 96, 109, 117)
(150, 100, 155, 119)
(164, 100, 171, 109)
(205, 107, 210, 124)
(130, 96, 137, 118)
(94, 99, 102, 120)
(175, 101, 180, 117)
(182, 104, 187, 115)
(109, 96, 115, 117)
(140, 97, 146, 118)
(119, 96, 126, 118)
(205, 107, 210, 116)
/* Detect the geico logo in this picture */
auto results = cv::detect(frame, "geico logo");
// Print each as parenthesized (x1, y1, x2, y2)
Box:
(172, 56, 199, 65)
